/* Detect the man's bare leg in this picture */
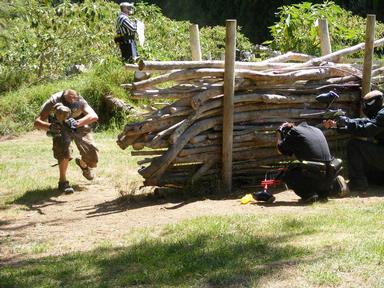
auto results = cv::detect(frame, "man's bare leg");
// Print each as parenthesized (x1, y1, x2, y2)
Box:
(58, 158, 74, 193)
(59, 158, 69, 182)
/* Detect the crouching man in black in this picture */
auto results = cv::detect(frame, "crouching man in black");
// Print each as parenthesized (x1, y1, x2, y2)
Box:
(255, 122, 347, 203)
(324, 90, 384, 194)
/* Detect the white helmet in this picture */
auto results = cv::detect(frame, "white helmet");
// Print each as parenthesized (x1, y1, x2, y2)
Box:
(120, 2, 134, 9)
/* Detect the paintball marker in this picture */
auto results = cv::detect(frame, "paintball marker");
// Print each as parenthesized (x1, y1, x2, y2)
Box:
(300, 91, 346, 121)
(47, 103, 77, 142)
(253, 169, 286, 203)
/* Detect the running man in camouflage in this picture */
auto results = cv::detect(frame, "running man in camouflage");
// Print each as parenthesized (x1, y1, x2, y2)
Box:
(34, 89, 99, 194)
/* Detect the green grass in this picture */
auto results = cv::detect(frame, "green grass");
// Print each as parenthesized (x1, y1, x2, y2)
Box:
(0, 131, 140, 209)
(1, 204, 384, 287)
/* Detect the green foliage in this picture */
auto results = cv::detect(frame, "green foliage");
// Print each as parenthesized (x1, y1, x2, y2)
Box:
(267, 1, 384, 56)
(126, 2, 253, 61)
(200, 25, 254, 60)
(135, 3, 191, 61)
(0, 57, 135, 135)
(0, 0, 253, 94)
(0, 0, 117, 93)
(0, 0, 254, 135)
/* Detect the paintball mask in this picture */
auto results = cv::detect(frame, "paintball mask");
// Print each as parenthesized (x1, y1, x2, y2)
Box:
(362, 90, 383, 119)
(53, 103, 71, 123)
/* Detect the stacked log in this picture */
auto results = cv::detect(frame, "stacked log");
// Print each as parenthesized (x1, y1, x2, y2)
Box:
(117, 43, 384, 189)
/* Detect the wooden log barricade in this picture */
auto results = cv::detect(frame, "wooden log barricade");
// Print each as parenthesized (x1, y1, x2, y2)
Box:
(117, 38, 384, 189)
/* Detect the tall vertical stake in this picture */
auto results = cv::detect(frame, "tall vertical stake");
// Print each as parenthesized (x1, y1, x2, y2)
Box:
(190, 24, 202, 61)
(222, 19, 236, 194)
(318, 18, 332, 56)
(362, 14, 376, 98)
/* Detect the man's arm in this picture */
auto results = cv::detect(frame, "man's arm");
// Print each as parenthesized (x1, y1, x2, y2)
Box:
(34, 103, 52, 131)
(121, 16, 137, 32)
(276, 130, 284, 155)
(275, 123, 294, 156)
(324, 115, 384, 137)
(76, 105, 98, 128)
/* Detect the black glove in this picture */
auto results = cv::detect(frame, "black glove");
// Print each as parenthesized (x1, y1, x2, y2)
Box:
(336, 116, 348, 129)
(277, 123, 290, 138)
(64, 118, 78, 130)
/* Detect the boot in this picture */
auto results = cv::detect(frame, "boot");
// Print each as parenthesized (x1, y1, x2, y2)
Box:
(58, 181, 74, 194)
(75, 158, 94, 180)
(333, 175, 350, 197)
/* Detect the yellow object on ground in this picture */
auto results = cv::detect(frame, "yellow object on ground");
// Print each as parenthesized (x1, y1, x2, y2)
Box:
(240, 193, 254, 205)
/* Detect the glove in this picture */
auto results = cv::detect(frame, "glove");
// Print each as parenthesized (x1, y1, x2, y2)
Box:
(64, 118, 78, 130)
(277, 122, 290, 138)
(47, 123, 62, 137)
(336, 116, 348, 129)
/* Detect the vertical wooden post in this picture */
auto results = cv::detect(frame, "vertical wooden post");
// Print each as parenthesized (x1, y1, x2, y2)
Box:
(318, 18, 332, 56)
(362, 14, 376, 97)
(190, 24, 202, 61)
(222, 19, 236, 194)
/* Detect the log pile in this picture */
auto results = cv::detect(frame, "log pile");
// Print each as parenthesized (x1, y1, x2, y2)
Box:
(117, 43, 384, 189)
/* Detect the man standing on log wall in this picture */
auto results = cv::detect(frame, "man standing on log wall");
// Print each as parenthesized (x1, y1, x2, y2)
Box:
(114, 2, 139, 63)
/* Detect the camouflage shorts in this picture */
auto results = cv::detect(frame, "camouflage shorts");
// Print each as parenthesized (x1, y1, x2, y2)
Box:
(52, 126, 98, 167)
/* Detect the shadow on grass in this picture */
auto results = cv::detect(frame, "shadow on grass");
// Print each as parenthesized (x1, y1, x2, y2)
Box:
(0, 220, 10, 227)
(0, 230, 317, 287)
(10, 185, 84, 214)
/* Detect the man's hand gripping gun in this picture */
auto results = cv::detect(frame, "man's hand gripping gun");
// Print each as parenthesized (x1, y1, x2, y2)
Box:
(47, 103, 78, 139)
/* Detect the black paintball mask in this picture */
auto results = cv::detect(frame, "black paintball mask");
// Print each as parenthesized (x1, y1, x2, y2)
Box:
(362, 93, 383, 119)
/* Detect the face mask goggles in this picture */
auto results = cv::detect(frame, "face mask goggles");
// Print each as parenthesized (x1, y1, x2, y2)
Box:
(362, 96, 383, 119)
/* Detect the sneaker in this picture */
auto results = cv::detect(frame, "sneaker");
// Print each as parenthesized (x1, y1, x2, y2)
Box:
(58, 181, 74, 194)
(334, 175, 350, 197)
(75, 158, 94, 180)
(133, 71, 151, 81)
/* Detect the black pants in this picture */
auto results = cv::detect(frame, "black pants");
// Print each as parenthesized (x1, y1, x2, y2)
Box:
(282, 164, 334, 199)
(119, 38, 138, 63)
(347, 139, 384, 188)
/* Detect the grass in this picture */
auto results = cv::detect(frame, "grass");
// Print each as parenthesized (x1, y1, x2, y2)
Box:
(0, 130, 141, 209)
(1, 203, 384, 287)
(1, 132, 384, 287)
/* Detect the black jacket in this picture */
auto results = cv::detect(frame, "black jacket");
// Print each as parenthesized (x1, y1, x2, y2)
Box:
(278, 122, 332, 162)
(338, 107, 384, 144)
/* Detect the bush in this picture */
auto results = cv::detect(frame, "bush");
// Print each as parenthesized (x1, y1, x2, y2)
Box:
(0, 0, 117, 92)
(0, 0, 254, 94)
(266, 1, 384, 56)
(0, 0, 254, 136)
